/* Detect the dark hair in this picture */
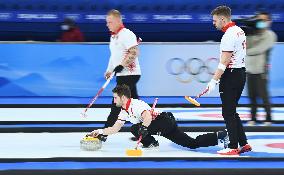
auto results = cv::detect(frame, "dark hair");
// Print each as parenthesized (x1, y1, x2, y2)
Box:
(63, 17, 75, 27)
(211, 5, 231, 18)
(256, 11, 271, 21)
(112, 84, 131, 98)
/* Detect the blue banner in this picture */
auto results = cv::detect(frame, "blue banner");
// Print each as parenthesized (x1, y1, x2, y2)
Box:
(0, 42, 283, 97)
(0, 12, 284, 23)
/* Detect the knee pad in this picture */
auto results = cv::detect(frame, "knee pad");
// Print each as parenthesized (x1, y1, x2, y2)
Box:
(130, 123, 141, 136)
(165, 112, 177, 127)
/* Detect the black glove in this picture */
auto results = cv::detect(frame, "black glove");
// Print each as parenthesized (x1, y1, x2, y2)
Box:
(97, 134, 107, 142)
(113, 65, 124, 74)
(138, 125, 148, 138)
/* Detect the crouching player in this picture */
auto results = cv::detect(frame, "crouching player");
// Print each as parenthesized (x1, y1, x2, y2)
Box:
(87, 84, 228, 149)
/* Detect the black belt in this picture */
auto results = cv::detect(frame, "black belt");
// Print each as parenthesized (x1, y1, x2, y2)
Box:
(226, 67, 246, 72)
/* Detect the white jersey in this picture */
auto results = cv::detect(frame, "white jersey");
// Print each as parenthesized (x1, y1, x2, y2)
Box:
(107, 28, 141, 76)
(220, 24, 246, 68)
(117, 98, 160, 124)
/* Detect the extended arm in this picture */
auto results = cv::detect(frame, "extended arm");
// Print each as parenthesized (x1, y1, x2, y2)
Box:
(88, 120, 124, 137)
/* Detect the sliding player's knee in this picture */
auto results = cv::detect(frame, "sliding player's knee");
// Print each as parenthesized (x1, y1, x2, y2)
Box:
(130, 123, 141, 136)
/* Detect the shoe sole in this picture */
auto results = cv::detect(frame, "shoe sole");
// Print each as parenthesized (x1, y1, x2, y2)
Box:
(142, 147, 159, 150)
(217, 149, 240, 155)
(218, 152, 239, 155)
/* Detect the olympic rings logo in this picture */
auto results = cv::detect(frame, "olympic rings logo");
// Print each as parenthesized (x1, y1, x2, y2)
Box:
(166, 57, 218, 83)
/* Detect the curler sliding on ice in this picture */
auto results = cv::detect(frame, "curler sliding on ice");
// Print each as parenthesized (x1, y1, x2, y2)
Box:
(86, 84, 229, 155)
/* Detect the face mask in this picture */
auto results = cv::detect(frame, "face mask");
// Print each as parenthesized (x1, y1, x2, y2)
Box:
(256, 21, 268, 29)
(61, 25, 70, 31)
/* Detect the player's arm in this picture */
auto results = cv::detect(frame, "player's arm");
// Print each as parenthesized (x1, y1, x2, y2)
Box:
(141, 110, 152, 127)
(103, 120, 125, 135)
(122, 45, 139, 67)
(88, 120, 125, 137)
(212, 51, 232, 80)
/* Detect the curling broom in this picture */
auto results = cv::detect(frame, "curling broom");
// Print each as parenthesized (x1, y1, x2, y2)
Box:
(184, 88, 209, 107)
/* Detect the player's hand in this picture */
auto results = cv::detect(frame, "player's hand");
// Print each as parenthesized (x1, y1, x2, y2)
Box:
(87, 130, 100, 137)
(138, 125, 148, 138)
(104, 71, 112, 80)
(206, 79, 219, 94)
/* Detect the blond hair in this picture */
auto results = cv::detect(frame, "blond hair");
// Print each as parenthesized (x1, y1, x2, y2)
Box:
(107, 9, 122, 19)
(211, 5, 231, 18)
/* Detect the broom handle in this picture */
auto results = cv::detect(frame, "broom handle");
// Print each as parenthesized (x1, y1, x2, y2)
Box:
(135, 135, 143, 150)
(195, 88, 209, 99)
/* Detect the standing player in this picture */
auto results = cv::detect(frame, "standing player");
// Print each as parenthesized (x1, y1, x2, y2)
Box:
(104, 10, 141, 137)
(204, 6, 252, 155)
(88, 84, 229, 149)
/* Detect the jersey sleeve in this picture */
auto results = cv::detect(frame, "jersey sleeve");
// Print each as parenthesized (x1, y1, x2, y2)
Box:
(121, 30, 138, 50)
(220, 33, 235, 52)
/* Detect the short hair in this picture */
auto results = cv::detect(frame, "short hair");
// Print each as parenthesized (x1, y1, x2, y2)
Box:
(256, 11, 271, 21)
(112, 84, 131, 98)
(107, 9, 122, 19)
(211, 5, 231, 18)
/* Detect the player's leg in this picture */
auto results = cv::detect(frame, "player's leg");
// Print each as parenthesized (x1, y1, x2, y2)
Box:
(150, 112, 223, 149)
(234, 113, 248, 146)
(129, 75, 140, 99)
(104, 76, 125, 131)
(118, 75, 140, 99)
(219, 70, 241, 150)
(163, 128, 219, 149)
(130, 123, 158, 147)
(104, 97, 121, 128)
(234, 69, 249, 147)
(218, 69, 249, 155)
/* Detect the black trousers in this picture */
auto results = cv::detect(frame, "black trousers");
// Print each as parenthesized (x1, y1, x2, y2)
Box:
(104, 75, 140, 128)
(219, 68, 248, 149)
(131, 112, 218, 149)
(247, 73, 271, 122)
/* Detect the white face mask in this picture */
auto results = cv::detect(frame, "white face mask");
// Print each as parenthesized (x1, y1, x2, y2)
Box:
(256, 21, 268, 29)
(61, 25, 70, 31)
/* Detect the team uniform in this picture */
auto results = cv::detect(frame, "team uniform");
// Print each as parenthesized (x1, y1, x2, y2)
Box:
(218, 22, 248, 150)
(105, 26, 141, 128)
(117, 98, 223, 149)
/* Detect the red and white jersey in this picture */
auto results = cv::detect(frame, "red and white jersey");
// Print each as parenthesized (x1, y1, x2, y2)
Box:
(220, 22, 246, 68)
(107, 28, 141, 76)
(117, 98, 160, 124)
